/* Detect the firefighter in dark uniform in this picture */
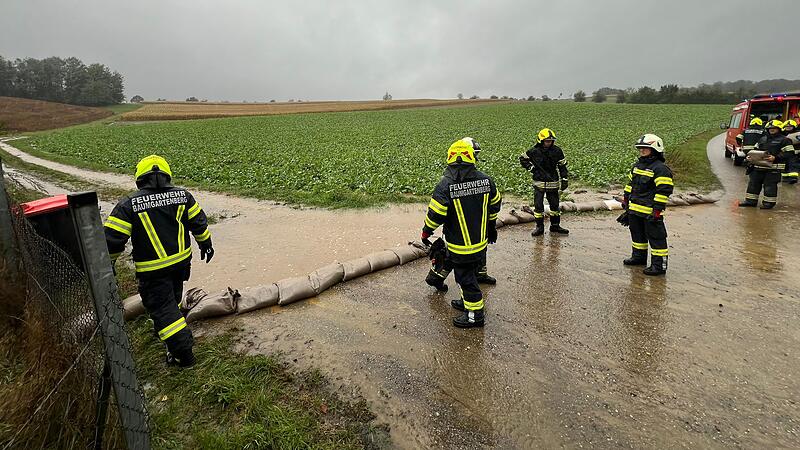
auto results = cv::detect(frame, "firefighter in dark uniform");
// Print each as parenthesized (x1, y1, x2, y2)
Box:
(421, 138, 502, 328)
(519, 128, 569, 237)
(619, 134, 673, 276)
(736, 117, 764, 157)
(739, 120, 792, 208)
(104, 155, 215, 367)
(781, 119, 798, 184)
(425, 140, 497, 291)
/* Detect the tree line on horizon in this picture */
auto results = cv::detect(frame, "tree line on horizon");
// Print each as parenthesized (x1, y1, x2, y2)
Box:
(573, 79, 800, 104)
(0, 55, 124, 106)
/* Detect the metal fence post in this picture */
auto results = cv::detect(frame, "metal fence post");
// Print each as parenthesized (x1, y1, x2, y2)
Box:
(67, 192, 150, 450)
(0, 158, 19, 276)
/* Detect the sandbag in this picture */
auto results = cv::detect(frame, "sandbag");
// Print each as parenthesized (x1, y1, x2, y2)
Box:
(342, 257, 372, 281)
(309, 263, 345, 294)
(184, 287, 239, 323)
(576, 203, 594, 212)
(679, 194, 705, 205)
(560, 202, 577, 212)
(236, 283, 279, 314)
(277, 275, 317, 305)
(510, 209, 535, 223)
(695, 194, 718, 203)
(366, 250, 401, 272)
(499, 213, 520, 225)
(668, 196, 690, 206)
(391, 245, 427, 265)
(494, 220, 505, 229)
(123, 294, 145, 321)
(584, 200, 610, 211)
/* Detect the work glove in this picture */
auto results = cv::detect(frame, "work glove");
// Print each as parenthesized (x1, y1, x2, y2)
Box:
(745, 165, 754, 175)
(488, 221, 498, 244)
(616, 210, 629, 227)
(647, 209, 663, 222)
(421, 230, 432, 247)
(199, 238, 214, 263)
(560, 178, 569, 191)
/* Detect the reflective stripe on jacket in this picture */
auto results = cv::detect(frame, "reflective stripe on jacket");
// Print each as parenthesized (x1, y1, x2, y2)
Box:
(623, 156, 674, 217)
(104, 186, 210, 277)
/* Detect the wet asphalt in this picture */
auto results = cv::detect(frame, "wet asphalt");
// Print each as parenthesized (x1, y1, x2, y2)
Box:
(196, 134, 800, 448)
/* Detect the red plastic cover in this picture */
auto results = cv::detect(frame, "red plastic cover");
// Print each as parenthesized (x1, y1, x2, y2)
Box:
(21, 194, 69, 217)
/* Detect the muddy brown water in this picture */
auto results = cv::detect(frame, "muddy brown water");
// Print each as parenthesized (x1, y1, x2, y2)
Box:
(204, 134, 799, 449)
(5, 136, 800, 448)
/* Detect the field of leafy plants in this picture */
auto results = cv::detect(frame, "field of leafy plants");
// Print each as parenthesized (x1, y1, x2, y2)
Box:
(23, 102, 730, 207)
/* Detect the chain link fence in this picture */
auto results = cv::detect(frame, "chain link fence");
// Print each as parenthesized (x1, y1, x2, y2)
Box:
(0, 163, 150, 449)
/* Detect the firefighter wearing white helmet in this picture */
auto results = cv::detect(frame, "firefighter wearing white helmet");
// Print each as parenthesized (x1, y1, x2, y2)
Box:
(617, 134, 673, 276)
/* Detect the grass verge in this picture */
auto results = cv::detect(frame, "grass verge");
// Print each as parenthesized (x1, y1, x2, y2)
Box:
(667, 129, 723, 191)
(129, 321, 390, 449)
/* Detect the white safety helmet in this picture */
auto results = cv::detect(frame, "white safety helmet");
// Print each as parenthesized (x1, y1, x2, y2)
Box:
(634, 134, 665, 154)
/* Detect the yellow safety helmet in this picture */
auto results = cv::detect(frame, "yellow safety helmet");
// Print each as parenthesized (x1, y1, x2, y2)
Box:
(135, 155, 172, 180)
(765, 119, 783, 130)
(782, 119, 797, 130)
(446, 137, 479, 165)
(536, 128, 556, 143)
(749, 117, 763, 127)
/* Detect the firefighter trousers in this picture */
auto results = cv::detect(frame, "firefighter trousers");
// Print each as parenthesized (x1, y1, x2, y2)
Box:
(533, 188, 561, 225)
(782, 153, 799, 183)
(453, 259, 483, 311)
(628, 214, 668, 259)
(138, 267, 194, 360)
(745, 170, 781, 206)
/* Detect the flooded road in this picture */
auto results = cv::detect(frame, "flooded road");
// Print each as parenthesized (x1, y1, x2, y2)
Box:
(211, 134, 800, 448)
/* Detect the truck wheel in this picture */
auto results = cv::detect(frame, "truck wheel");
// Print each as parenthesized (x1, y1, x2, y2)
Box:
(725, 148, 733, 158)
(733, 155, 745, 166)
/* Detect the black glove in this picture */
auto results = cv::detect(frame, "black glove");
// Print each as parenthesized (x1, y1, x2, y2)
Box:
(488, 221, 498, 244)
(560, 178, 569, 191)
(199, 238, 214, 263)
(616, 210, 629, 227)
(745, 165, 753, 175)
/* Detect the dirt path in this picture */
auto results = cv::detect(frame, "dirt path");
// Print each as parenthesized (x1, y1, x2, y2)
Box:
(199, 134, 800, 448)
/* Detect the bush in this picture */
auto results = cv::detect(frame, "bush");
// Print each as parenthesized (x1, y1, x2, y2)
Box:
(573, 91, 586, 102)
(592, 91, 607, 103)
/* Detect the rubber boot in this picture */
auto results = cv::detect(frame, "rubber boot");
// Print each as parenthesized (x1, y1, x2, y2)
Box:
(425, 269, 448, 292)
(451, 298, 465, 311)
(738, 200, 757, 207)
(453, 309, 485, 328)
(166, 350, 196, 368)
(760, 202, 775, 209)
(623, 249, 648, 266)
(531, 218, 545, 237)
(643, 256, 667, 276)
(476, 267, 496, 285)
(549, 225, 569, 234)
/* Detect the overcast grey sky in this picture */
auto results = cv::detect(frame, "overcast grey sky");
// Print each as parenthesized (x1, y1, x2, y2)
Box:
(2, 0, 797, 101)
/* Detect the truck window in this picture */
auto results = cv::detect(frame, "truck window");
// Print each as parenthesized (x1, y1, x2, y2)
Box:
(750, 101, 784, 123)
(729, 112, 742, 129)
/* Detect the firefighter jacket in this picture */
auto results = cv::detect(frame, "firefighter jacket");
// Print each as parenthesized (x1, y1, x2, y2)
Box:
(423, 164, 501, 262)
(753, 133, 793, 172)
(519, 143, 569, 191)
(104, 179, 211, 278)
(737, 127, 764, 153)
(623, 155, 674, 218)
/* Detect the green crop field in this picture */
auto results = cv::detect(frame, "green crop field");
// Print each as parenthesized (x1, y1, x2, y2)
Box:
(21, 102, 730, 207)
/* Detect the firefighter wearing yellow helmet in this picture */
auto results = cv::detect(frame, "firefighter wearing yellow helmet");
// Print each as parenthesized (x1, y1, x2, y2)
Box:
(104, 154, 215, 367)
(519, 128, 570, 236)
(618, 134, 673, 276)
(740, 120, 793, 208)
(421, 138, 502, 328)
(781, 119, 799, 184)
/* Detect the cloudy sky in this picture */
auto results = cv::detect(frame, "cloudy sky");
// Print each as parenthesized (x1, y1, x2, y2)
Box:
(2, 0, 797, 101)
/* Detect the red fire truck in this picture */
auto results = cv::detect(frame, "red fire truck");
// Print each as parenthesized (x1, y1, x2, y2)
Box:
(722, 92, 800, 165)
